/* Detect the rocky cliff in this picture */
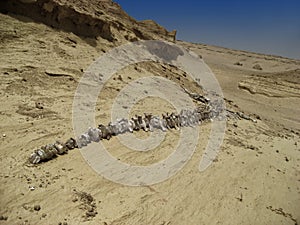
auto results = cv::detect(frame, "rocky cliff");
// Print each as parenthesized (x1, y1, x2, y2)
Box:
(0, 0, 177, 42)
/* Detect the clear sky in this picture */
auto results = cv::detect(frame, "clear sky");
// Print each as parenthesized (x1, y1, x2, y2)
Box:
(114, 0, 300, 59)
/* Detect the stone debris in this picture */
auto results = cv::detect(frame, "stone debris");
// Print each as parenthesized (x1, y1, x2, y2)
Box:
(234, 62, 243, 66)
(0, 215, 8, 221)
(182, 87, 210, 104)
(226, 109, 257, 123)
(73, 191, 97, 220)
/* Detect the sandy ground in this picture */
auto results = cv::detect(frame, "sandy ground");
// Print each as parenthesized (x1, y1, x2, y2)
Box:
(0, 12, 300, 225)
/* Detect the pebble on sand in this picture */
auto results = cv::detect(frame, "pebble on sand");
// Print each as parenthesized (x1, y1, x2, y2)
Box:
(0, 216, 8, 221)
(253, 64, 263, 70)
(34, 205, 41, 211)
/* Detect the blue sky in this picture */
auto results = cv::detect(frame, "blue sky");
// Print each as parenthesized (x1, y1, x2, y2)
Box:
(114, 0, 300, 59)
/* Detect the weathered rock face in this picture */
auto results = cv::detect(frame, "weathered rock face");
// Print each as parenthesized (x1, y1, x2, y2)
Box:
(138, 20, 177, 42)
(0, 0, 176, 42)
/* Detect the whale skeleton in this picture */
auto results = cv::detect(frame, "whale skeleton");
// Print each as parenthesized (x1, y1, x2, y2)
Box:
(28, 94, 257, 164)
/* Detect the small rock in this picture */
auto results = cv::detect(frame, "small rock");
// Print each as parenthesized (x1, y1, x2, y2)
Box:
(35, 102, 44, 109)
(87, 205, 94, 212)
(117, 75, 123, 81)
(253, 64, 262, 70)
(29, 186, 35, 191)
(2, 134, 6, 137)
(248, 145, 256, 150)
(34, 205, 41, 211)
(86, 211, 97, 217)
(285, 157, 289, 162)
(42, 213, 47, 218)
(0, 216, 8, 220)
(234, 62, 243, 66)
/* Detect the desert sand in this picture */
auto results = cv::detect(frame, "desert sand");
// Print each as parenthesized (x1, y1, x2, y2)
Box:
(0, 1, 299, 225)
